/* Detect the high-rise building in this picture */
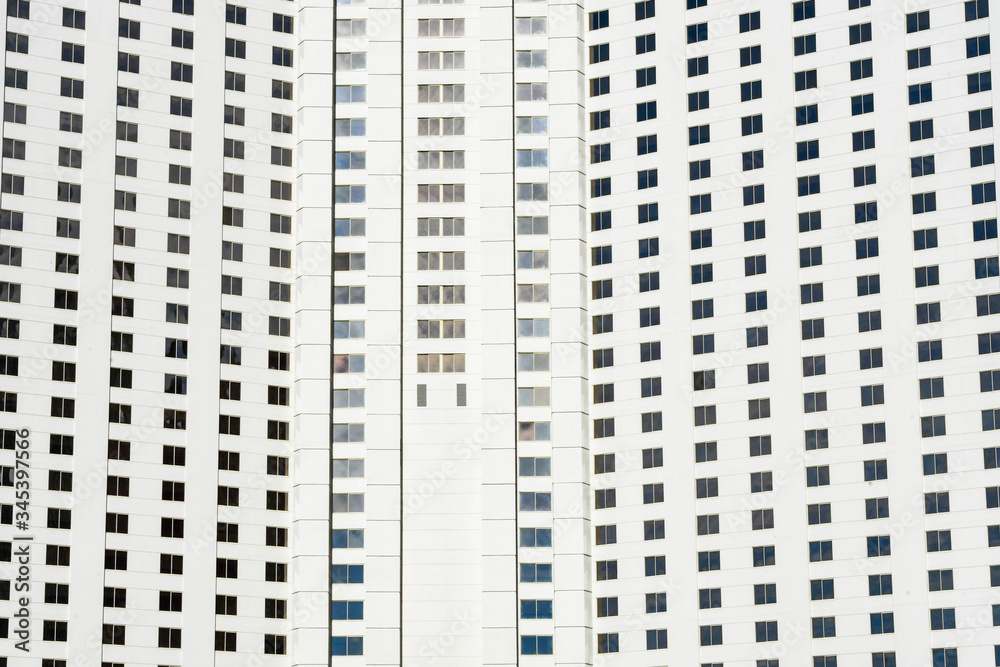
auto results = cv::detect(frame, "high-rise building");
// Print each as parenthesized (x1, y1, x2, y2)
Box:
(1, 0, 999, 664)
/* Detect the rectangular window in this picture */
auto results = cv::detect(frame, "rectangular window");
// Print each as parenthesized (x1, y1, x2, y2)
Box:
(794, 34, 817, 56)
(740, 45, 761, 66)
(852, 93, 874, 115)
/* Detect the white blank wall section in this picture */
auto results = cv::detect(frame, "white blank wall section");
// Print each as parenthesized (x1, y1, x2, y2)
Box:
(362, 0, 404, 663)
(64, 3, 117, 664)
(480, 0, 517, 663)
(546, 0, 590, 662)
(294, 2, 333, 665)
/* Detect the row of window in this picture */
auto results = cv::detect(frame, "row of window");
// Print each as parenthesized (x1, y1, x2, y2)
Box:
(676, 0, 987, 37)
(0, 171, 294, 204)
(681, 104, 992, 153)
(682, 143, 994, 182)
(677, 179, 996, 215)
(3, 64, 295, 102)
(0, 438, 288, 481)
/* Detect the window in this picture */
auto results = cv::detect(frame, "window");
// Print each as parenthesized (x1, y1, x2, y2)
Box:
(750, 435, 772, 457)
(593, 418, 615, 439)
(860, 383, 885, 406)
(744, 255, 767, 278)
(808, 503, 831, 525)
(638, 203, 659, 224)
(644, 448, 664, 468)
(800, 283, 823, 305)
(690, 159, 711, 181)
(804, 391, 827, 413)
(803, 355, 826, 377)
(851, 58, 873, 80)
(741, 80, 762, 101)
(932, 649, 958, 667)
(753, 545, 775, 567)
(863, 459, 888, 482)
(869, 612, 895, 635)
(972, 145, 996, 168)
(690, 194, 711, 214)
(689, 90, 709, 111)
(855, 237, 879, 259)
(694, 370, 714, 390)
(793, 0, 816, 20)
(157, 479, 185, 503)
(929, 569, 954, 592)
(645, 628, 668, 650)
(697, 551, 719, 572)
(741, 114, 763, 137)
(747, 326, 768, 347)
(742, 219, 766, 241)
(691, 263, 713, 286)
(700, 625, 723, 647)
(969, 35, 992, 59)
(586, 8, 610, 28)
(690, 124, 710, 145)
(908, 46, 932, 70)
(592, 348, 613, 369)
(636, 33, 655, 54)
(752, 509, 775, 531)
(638, 169, 657, 189)
(52, 325, 75, 347)
(740, 11, 760, 32)
(746, 290, 767, 312)
(793, 35, 818, 58)
(810, 617, 836, 639)
(967, 0, 990, 20)
(635, 0, 654, 19)
(974, 183, 998, 205)
(213, 69, 244, 95)
(794, 141, 819, 164)
(691, 229, 713, 250)
(906, 10, 930, 33)
(744, 184, 765, 205)
(800, 247, 823, 269)
(925, 491, 950, 514)
(4, 102, 26, 125)
(979, 294, 1000, 317)
(589, 76, 609, 97)
(858, 275, 881, 297)
(970, 71, 993, 94)
(852, 93, 874, 115)
(638, 101, 657, 122)
(792, 214, 820, 237)
(61, 42, 84, 64)
(57, 181, 82, 203)
(850, 21, 873, 43)
(637, 66, 657, 86)
(697, 478, 719, 498)
(694, 405, 716, 426)
(1, 210, 24, 232)
(741, 45, 761, 66)
(797, 105, 818, 126)
(854, 165, 877, 187)
(806, 465, 830, 488)
(639, 272, 659, 293)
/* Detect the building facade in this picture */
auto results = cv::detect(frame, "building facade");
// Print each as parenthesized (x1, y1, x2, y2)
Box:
(0, 0, 999, 665)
